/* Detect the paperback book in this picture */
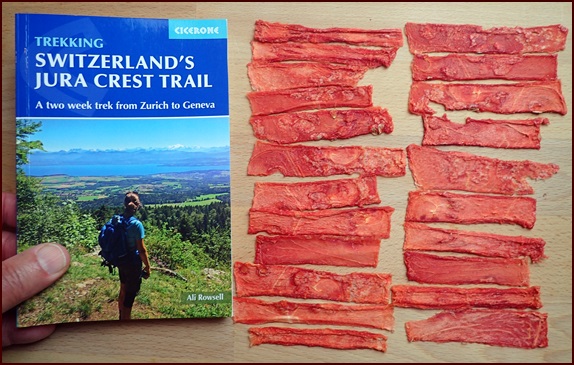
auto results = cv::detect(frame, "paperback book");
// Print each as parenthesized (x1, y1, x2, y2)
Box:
(15, 13, 232, 326)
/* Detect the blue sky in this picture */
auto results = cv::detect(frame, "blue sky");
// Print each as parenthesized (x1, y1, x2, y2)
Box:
(30, 117, 230, 151)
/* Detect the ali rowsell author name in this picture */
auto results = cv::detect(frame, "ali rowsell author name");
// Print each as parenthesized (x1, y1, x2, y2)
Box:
(182, 292, 231, 304)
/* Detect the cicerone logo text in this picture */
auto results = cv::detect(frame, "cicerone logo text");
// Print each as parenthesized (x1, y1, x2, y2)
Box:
(174, 26, 219, 35)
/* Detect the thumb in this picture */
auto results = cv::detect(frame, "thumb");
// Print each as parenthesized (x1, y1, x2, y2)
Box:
(2, 243, 70, 313)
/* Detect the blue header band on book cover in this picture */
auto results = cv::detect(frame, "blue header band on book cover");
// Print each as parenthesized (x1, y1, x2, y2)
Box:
(16, 14, 229, 118)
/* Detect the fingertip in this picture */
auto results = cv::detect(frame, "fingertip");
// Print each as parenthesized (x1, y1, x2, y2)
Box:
(2, 192, 17, 230)
(3, 324, 57, 347)
(2, 243, 71, 313)
(35, 243, 70, 276)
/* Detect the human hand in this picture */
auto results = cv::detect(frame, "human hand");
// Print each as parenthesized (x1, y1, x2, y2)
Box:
(142, 266, 150, 279)
(2, 192, 71, 347)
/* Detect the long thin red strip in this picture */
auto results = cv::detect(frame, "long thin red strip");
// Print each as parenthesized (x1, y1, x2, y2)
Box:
(255, 235, 381, 267)
(252, 176, 380, 211)
(391, 285, 542, 310)
(248, 207, 394, 237)
(404, 251, 530, 286)
(248, 85, 372, 116)
(249, 326, 388, 352)
(405, 191, 537, 229)
(234, 262, 392, 304)
(254, 19, 404, 48)
(409, 81, 567, 115)
(247, 141, 406, 177)
(403, 222, 546, 263)
(405, 309, 548, 349)
(407, 144, 559, 195)
(250, 107, 393, 144)
(422, 114, 549, 149)
(405, 22, 568, 54)
(234, 297, 394, 330)
(251, 41, 398, 68)
(411, 54, 558, 81)
(247, 61, 369, 91)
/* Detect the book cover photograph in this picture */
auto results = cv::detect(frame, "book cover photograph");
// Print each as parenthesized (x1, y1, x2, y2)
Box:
(15, 13, 232, 326)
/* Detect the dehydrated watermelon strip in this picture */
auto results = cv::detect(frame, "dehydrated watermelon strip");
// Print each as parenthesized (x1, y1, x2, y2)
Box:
(404, 251, 530, 287)
(405, 309, 548, 349)
(409, 80, 567, 116)
(234, 262, 392, 304)
(421, 114, 549, 149)
(403, 222, 546, 263)
(234, 297, 394, 330)
(249, 326, 388, 352)
(407, 144, 559, 195)
(254, 19, 403, 48)
(250, 107, 393, 144)
(391, 285, 542, 310)
(248, 206, 394, 237)
(411, 54, 557, 81)
(251, 41, 398, 68)
(247, 61, 369, 91)
(247, 141, 406, 177)
(255, 234, 381, 267)
(248, 85, 373, 116)
(405, 190, 537, 229)
(405, 22, 568, 54)
(251, 176, 380, 211)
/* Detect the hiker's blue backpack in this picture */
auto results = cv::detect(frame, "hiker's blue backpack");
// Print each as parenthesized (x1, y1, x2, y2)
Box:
(98, 215, 129, 273)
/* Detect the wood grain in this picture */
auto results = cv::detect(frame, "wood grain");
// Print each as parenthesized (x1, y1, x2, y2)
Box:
(2, 2, 571, 363)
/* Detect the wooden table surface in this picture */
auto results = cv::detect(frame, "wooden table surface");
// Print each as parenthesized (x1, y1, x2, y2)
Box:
(2, 2, 572, 363)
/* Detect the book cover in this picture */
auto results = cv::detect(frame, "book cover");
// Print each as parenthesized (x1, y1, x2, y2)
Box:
(15, 13, 232, 325)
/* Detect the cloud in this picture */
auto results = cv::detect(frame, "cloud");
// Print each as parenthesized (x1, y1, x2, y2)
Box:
(168, 144, 186, 150)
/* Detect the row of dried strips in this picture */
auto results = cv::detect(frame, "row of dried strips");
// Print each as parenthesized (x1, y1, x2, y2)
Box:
(396, 22, 568, 350)
(235, 20, 406, 353)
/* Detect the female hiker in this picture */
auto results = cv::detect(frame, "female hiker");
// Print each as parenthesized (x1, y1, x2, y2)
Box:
(117, 191, 151, 320)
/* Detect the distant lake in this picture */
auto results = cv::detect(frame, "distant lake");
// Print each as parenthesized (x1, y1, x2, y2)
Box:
(22, 164, 230, 177)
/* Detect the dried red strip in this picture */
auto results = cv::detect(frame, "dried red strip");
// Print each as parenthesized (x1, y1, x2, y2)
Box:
(234, 297, 394, 330)
(422, 114, 549, 149)
(234, 262, 392, 304)
(405, 309, 548, 349)
(251, 41, 398, 68)
(254, 19, 404, 48)
(247, 141, 406, 177)
(255, 235, 381, 267)
(250, 106, 393, 144)
(252, 176, 380, 211)
(249, 326, 388, 352)
(405, 22, 568, 54)
(405, 191, 537, 229)
(391, 285, 542, 310)
(404, 251, 530, 286)
(403, 222, 546, 263)
(248, 207, 394, 237)
(411, 54, 558, 81)
(409, 81, 567, 116)
(248, 85, 372, 116)
(247, 61, 369, 91)
(407, 144, 559, 195)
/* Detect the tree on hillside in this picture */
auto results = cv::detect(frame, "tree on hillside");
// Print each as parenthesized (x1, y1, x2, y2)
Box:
(16, 119, 45, 213)
(16, 119, 45, 168)
(16, 119, 98, 250)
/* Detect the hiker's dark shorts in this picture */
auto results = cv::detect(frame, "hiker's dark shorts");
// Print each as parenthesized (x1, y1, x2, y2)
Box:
(118, 262, 142, 308)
